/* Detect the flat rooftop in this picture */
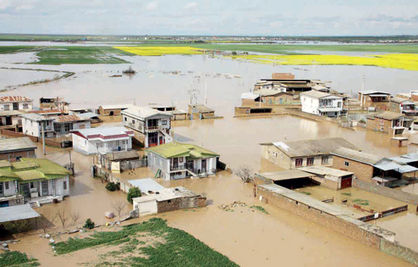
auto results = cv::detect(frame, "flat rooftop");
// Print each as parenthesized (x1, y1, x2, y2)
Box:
(299, 166, 353, 177)
(258, 170, 313, 181)
(0, 204, 40, 223)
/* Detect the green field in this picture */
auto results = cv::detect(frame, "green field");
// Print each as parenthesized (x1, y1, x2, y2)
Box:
(0, 251, 39, 267)
(0, 46, 131, 64)
(54, 218, 237, 266)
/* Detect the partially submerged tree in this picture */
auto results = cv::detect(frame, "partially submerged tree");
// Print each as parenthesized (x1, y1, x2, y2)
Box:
(54, 208, 68, 229)
(127, 187, 141, 204)
(235, 166, 253, 183)
(112, 200, 126, 220)
(70, 211, 81, 226)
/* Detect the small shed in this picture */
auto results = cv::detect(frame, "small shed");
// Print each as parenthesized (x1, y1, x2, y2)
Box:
(0, 204, 40, 224)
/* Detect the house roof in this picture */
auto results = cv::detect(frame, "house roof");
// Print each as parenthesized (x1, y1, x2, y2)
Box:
(133, 186, 200, 203)
(358, 90, 391, 96)
(266, 138, 357, 158)
(299, 166, 353, 177)
(372, 112, 405, 121)
(0, 96, 32, 103)
(147, 142, 219, 159)
(27, 109, 63, 115)
(373, 158, 418, 173)
(99, 104, 130, 110)
(331, 147, 382, 165)
(254, 89, 290, 97)
(72, 127, 134, 140)
(0, 158, 69, 182)
(122, 105, 172, 119)
(189, 104, 214, 113)
(389, 152, 418, 164)
(54, 114, 87, 123)
(301, 90, 341, 99)
(20, 113, 54, 122)
(241, 92, 260, 100)
(128, 178, 165, 194)
(258, 170, 313, 181)
(0, 137, 37, 153)
(391, 97, 414, 105)
(0, 110, 23, 116)
(0, 204, 40, 223)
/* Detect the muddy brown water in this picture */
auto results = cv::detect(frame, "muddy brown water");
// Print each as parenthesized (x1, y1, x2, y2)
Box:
(1, 53, 417, 265)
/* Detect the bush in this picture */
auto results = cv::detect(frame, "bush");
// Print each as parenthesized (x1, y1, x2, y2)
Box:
(127, 187, 141, 204)
(83, 218, 95, 229)
(105, 182, 120, 191)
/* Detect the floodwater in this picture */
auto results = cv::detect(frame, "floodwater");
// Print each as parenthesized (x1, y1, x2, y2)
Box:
(1, 52, 417, 265)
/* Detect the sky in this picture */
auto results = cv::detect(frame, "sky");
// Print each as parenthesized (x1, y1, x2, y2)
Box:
(0, 0, 417, 36)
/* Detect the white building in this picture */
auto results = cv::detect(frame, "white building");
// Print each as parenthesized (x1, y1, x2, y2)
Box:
(72, 127, 134, 155)
(300, 90, 343, 117)
(122, 106, 172, 147)
(21, 113, 90, 138)
(146, 142, 219, 180)
(0, 96, 33, 112)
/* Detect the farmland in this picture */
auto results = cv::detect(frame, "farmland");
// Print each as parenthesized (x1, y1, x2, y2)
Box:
(115, 46, 204, 56)
(53, 218, 237, 266)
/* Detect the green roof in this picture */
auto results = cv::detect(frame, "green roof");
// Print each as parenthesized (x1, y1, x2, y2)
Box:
(146, 142, 219, 159)
(0, 158, 69, 182)
(0, 160, 11, 168)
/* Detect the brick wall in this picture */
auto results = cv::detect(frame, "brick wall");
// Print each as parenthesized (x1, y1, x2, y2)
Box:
(157, 196, 206, 213)
(332, 156, 374, 182)
(0, 150, 36, 161)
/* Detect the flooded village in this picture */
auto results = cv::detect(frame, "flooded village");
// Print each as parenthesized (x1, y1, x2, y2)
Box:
(0, 35, 417, 266)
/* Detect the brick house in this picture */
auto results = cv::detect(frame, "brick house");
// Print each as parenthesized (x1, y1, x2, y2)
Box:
(358, 90, 391, 111)
(366, 112, 412, 136)
(260, 137, 357, 169)
(0, 137, 37, 161)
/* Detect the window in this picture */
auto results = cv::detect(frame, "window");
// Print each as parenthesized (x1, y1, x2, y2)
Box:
(30, 182, 35, 189)
(3, 105, 9, 111)
(132, 119, 135, 124)
(63, 181, 67, 190)
(5, 182, 9, 190)
(179, 157, 183, 163)
(124, 117, 127, 121)
(337, 102, 342, 108)
(344, 161, 350, 167)
(295, 158, 303, 167)
(307, 157, 314, 166)
(23, 103, 29, 109)
(321, 156, 329, 165)
(162, 120, 167, 125)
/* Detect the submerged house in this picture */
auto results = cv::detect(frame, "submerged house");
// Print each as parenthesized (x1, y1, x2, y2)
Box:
(188, 104, 216, 120)
(261, 137, 357, 169)
(39, 97, 69, 112)
(358, 90, 391, 111)
(389, 97, 417, 116)
(366, 112, 411, 136)
(133, 186, 207, 216)
(0, 158, 70, 205)
(0, 96, 33, 128)
(122, 105, 172, 147)
(146, 142, 219, 180)
(98, 104, 129, 116)
(72, 127, 134, 155)
(0, 137, 37, 161)
(300, 90, 344, 117)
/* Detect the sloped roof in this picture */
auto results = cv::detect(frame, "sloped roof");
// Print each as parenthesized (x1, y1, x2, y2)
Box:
(359, 90, 391, 95)
(301, 90, 341, 99)
(73, 127, 134, 140)
(0, 137, 37, 153)
(122, 105, 172, 119)
(300, 166, 353, 177)
(373, 112, 405, 121)
(0, 158, 69, 181)
(128, 178, 165, 194)
(269, 138, 357, 158)
(331, 147, 382, 165)
(105, 150, 139, 161)
(147, 142, 219, 159)
(0, 204, 40, 223)
(374, 158, 418, 173)
(54, 114, 87, 123)
(258, 170, 312, 181)
(0, 96, 32, 103)
(189, 104, 214, 113)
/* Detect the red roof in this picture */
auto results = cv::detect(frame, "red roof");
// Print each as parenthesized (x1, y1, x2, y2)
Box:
(0, 96, 32, 103)
(28, 109, 63, 114)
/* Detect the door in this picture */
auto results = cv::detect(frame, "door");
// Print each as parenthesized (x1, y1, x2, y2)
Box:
(12, 102, 18, 110)
(41, 181, 49, 196)
(172, 158, 179, 170)
(159, 136, 163, 145)
(5, 116, 12, 125)
(21, 183, 30, 198)
(0, 182, 3, 196)
(340, 177, 352, 189)
(202, 159, 207, 173)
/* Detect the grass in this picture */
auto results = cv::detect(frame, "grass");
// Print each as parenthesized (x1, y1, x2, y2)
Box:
(0, 251, 39, 267)
(115, 46, 204, 56)
(250, 205, 269, 214)
(227, 53, 418, 71)
(352, 198, 370, 206)
(53, 218, 237, 266)
(341, 192, 352, 196)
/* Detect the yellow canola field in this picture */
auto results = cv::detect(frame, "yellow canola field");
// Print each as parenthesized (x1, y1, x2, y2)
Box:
(115, 46, 204, 56)
(229, 53, 418, 71)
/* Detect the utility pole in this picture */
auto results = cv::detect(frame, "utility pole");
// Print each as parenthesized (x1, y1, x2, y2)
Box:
(41, 120, 46, 155)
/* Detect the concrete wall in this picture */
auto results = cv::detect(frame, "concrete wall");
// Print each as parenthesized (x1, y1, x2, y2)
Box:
(261, 94, 294, 105)
(0, 150, 36, 161)
(157, 196, 206, 213)
(332, 156, 374, 182)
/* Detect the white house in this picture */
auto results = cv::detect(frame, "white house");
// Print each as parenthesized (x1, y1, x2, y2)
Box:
(21, 113, 90, 138)
(72, 127, 134, 155)
(122, 106, 172, 147)
(0, 96, 33, 112)
(300, 90, 343, 117)
(0, 158, 70, 205)
(146, 142, 219, 180)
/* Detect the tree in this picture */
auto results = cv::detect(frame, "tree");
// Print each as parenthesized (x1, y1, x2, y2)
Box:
(83, 218, 95, 229)
(54, 208, 68, 228)
(127, 187, 141, 204)
(70, 211, 81, 226)
(235, 166, 253, 183)
(112, 200, 126, 220)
